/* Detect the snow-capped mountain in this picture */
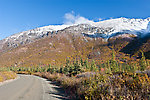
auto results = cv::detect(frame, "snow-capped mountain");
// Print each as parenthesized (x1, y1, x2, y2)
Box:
(7, 17, 150, 39)
(146, 21, 150, 32)
(95, 18, 150, 33)
(85, 17, 150, 38)
(0, 17, 150, 51)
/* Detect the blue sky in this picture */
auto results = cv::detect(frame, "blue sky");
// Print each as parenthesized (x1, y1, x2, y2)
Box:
(0, 0, 150, 40)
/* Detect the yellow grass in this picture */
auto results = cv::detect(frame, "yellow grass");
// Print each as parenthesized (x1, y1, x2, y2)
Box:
(0, 71, 17, 82)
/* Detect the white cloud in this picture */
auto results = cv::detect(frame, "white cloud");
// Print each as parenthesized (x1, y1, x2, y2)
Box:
(98, 18, 103, 21)
(64, 12, 94, 25)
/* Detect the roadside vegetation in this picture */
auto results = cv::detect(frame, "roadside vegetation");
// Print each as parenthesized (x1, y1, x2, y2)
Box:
(0, 51, 150, 99)
(0, 71, 17, 82)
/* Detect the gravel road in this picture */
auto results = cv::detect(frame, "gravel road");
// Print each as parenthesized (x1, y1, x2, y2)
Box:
(0, 75, 68, 100)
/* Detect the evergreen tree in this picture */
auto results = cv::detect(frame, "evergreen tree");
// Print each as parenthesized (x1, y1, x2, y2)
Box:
(47, 64, 51, 72)
(112, 49, 116, 61)
(139, 51, 147, 71)
(84, 59, 89, 70)
(80, 58, 84, 66)
(90, 60, 97, 71)
(110, 49, 118, 72)
(73, 60, 81, 75)
(63, 59, 70, 75)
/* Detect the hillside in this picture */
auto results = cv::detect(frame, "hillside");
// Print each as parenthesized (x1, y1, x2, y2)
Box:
(0, 32, 149, 67)
(0, 17, 150, 67)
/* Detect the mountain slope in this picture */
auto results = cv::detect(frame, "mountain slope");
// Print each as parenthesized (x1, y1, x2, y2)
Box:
(0, 17, 150, 52)
(0, 17, 150, 67)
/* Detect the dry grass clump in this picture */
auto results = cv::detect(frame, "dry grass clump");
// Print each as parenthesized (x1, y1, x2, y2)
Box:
(0, 71, 17, 82)
(0, 75, 4, 82)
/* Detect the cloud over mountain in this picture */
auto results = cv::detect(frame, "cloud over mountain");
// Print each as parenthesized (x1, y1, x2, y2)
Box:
(64, 11, 94, 25)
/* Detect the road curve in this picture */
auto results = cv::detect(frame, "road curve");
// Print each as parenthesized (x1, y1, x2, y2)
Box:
(0, 75, 67, 100)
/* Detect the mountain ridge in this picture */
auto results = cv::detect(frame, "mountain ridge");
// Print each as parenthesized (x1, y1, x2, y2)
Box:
(0, 17, 150, 67)
(0, 17, 150, 52)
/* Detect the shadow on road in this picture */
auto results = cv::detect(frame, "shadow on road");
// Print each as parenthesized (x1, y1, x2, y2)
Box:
(48, 81, 71, 100)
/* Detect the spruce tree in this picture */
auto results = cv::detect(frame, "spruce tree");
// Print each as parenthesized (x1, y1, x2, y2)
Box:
(110, 49, 118, 72)
(90, 60, 97, 71)
(139, 51, 147, 71)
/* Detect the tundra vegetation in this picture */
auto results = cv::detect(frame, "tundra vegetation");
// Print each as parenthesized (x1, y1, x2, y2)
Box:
(0, 51, 150, 100)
